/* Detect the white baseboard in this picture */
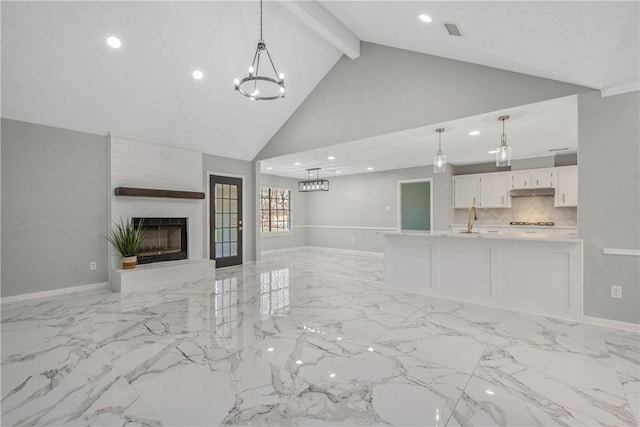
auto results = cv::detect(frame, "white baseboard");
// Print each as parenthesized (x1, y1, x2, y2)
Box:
(1, 282, 110, 304)
(260, 246, 307, 255)
(583, 315, 640, 333)
(261, 246, 384, 258)
(304, 246, 384, 258)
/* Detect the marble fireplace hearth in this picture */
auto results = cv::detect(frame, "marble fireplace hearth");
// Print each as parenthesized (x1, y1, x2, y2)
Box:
(110, 259, 216, 295)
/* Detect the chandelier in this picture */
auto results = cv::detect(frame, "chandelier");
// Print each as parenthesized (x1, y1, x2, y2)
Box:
(234, 0, 286, 101)
(298, 168, 329, 192)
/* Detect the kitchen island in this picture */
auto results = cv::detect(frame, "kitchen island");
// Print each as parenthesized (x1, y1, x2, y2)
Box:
(383, 231, 583, 320)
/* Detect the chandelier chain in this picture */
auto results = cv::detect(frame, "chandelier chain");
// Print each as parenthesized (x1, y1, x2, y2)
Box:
(260, 0, 263, 41)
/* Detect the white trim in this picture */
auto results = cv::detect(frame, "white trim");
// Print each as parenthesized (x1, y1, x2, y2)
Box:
(294, 225, 397, 231)
(603, 248, 640, 257)
(261, 231, 295, 236)
(1, 282, 110, 304)
(206, 171, 247, 263)
(276, 0, 360, 59)
(583, 315, 640, 333)
(260, 246, 308, 255)
(261, 245, 384, 258)
(305, 246, 384, 258)
(397, 178, 434, 231)
(600, 80, 640, 98)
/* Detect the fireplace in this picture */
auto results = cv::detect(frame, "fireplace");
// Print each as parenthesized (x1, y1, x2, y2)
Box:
(133, 217, 188, 264)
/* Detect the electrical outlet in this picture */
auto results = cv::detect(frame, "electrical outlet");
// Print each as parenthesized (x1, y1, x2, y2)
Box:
(90, 261, 97, 271)
(611, 285, 622, 299)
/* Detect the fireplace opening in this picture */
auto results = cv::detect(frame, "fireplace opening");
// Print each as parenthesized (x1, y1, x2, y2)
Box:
(133, 217, 188, 264)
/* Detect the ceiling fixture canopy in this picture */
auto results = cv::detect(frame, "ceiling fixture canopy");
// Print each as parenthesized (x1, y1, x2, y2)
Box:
(298, 168, 329, 192)
(234, 0, 285, 101)
(433, 127, 447, 174)
(496, 115, 512, 167)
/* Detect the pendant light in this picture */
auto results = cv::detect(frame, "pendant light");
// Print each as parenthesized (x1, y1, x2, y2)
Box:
(433, 128, 447, 174)
(496, 115, 511, 167)
(234, 0, 286, 101)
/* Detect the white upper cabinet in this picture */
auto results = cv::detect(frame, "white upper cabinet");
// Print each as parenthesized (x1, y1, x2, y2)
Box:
(453, 175, 479, 208)
(510, 171, 531, 189)
(454, 173, 510, 208)
(479, 173, 511, 208)
(555, 166, 578, 207)
(454, 165, 578, 209)
(531, 169, 555, 188)
(509, 168, 555, 189)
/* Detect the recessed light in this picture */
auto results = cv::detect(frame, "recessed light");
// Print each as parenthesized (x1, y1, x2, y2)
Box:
(266, 167, 273, 170)
(267, 347, 274, 352)
(488, 150, 498, 154)
(192, 70, 204, 80)
(328, 156, 335, 160)
(485, 390, 495, 395)
(329, 372, 336, 378)
(367, 167, 374, 171)
(296, 360, 303, 365)
(106, 36, 122, 49)
(335, 171, 341, 174)
(469, 130, 480, 136)
(368, 347, 374, 352)
(294, 162, 301, 166)
(419, 14, 432, 23)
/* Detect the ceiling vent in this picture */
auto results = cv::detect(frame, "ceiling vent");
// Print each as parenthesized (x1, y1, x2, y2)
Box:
(444, 22, 463, 37)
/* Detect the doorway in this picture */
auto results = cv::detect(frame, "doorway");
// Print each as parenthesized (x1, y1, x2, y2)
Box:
(398, 178, 433, 231)
(210, 175, 243, 267)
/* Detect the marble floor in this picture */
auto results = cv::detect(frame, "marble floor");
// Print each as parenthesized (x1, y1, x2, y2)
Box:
(1, 249, 638, 426)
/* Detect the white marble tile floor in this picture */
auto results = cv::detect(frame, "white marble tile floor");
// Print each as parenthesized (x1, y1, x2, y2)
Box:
(1, 249, 638, 426)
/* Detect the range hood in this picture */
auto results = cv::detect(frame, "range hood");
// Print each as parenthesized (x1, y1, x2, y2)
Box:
(510, 187, 555, 197)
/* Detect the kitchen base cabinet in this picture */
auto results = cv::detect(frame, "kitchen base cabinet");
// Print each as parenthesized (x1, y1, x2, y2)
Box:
(384, 232, 583, 320)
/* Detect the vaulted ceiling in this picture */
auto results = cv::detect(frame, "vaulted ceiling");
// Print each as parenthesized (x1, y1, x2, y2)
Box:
(2, 1, 638, 161)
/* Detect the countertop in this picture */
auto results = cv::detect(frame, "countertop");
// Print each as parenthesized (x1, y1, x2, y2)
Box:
(381, 230, 583, 243)
(449, 223, 577, 230)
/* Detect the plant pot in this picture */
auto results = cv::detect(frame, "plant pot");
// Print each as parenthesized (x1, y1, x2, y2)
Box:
(122, 256, 137, 270)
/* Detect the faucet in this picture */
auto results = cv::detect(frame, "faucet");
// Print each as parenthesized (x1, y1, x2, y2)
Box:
(467, 205, 477, 233)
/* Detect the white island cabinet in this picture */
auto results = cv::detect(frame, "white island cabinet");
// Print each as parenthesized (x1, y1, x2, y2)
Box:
(383, 231, 583, 320)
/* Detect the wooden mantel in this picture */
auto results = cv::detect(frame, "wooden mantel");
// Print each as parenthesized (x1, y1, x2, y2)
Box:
(114, 187, 205, 200)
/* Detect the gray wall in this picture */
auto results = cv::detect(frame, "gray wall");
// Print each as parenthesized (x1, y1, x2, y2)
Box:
(454, 154, 578, 175)
(578, 90, 640, 324)
(259, 174, 307, 252)
(1, 119, 109, 297)
(202, 154, 256, 262)
(256, 42, 591, 161)
(305, 166, 451, 252)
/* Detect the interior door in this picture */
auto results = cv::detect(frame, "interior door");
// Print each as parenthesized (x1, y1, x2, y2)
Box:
(210, 175, 243, 267)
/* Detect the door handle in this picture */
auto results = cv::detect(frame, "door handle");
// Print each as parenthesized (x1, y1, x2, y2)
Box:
(239, 227, 243, 231)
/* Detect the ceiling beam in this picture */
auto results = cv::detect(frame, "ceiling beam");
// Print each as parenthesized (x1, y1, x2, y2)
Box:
(278, 1, 360, 59)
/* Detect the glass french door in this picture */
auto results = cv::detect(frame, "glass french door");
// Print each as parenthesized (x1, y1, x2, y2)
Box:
(210, 175, 243, 267)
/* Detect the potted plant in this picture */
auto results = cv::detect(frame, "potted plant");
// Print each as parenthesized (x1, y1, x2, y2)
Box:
(105, 218, 145, 269)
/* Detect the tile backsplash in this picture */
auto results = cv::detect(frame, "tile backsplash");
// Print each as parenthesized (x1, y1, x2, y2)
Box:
(450, 196, 577, 226)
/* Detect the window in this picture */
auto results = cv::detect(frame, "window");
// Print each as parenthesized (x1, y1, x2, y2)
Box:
(260, 187, 291, 232)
